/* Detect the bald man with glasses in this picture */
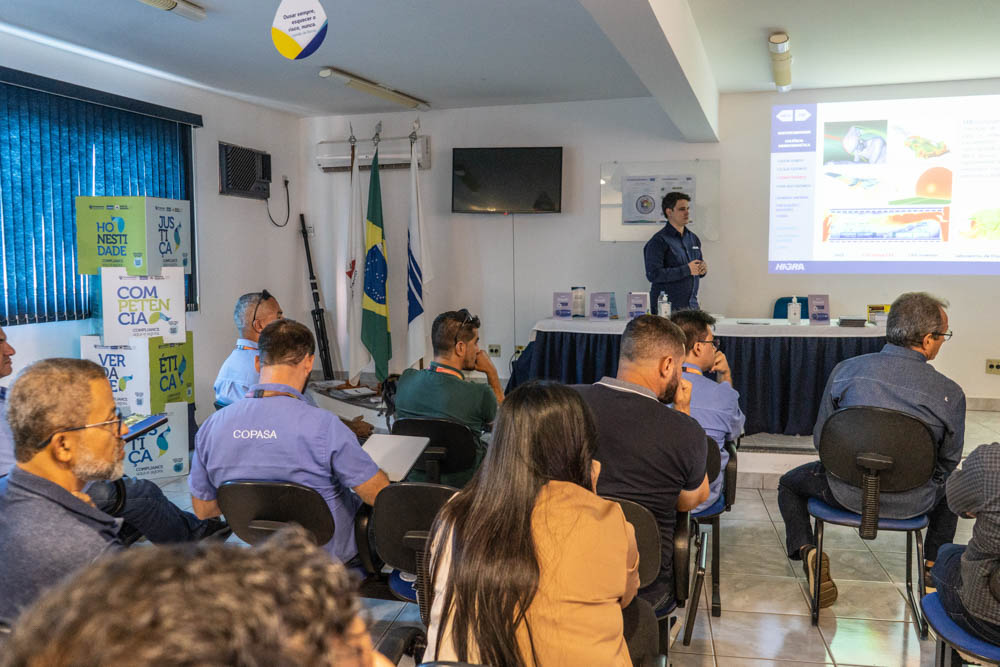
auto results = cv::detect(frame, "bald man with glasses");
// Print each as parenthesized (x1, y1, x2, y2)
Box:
(214, 290, 283, 407)
(0, 359, 134, 623)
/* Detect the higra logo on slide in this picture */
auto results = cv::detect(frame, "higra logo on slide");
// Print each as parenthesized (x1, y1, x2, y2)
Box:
(774, 262, 806, 271)
(233, 429, 277, 439)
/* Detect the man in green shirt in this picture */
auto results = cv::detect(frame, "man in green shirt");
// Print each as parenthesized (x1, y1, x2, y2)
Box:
(394, 309, 504, 486)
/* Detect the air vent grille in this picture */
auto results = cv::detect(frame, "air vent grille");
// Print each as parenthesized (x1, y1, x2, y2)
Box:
(219, 142, 271, 200)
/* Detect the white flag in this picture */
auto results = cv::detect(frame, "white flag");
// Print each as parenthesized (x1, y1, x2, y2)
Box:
(347, 149, 371, 384)
(405, 137, 433, 368)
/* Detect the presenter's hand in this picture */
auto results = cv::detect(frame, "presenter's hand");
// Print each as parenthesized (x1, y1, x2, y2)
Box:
(674, 377, 693, 415)
(711, 350, 732, 384)
(687, 260, 702, 276)
(474, 349, 498, 377)
(698, 260, 708, 276)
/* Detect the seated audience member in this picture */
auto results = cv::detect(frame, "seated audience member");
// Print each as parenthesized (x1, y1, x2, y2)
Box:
(0, 327, 226, 545)
(0, 359, 130, 624)
(575, 315, 710, 612)
(394, 309, 504, 486)
(0, 526, 394, 667)
(930, 442, 1000, 645)
(426, 381, 649, 665)
(214, 290, 283, 407)
(191, 319, 389, 564)
(671, 310, 745, 513)
(778, 291, 964, 608)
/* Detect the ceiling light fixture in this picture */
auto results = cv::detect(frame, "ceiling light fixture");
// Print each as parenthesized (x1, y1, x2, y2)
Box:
(319, 67, 430, 111)
(768, 32, 791, 92)
(136, 0, 206, 22)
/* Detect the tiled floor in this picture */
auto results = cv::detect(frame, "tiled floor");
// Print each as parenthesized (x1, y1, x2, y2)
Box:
(150, 409, 1000, 666)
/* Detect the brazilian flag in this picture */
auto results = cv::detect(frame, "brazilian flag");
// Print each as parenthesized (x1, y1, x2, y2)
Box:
(362, 150, 391, 381)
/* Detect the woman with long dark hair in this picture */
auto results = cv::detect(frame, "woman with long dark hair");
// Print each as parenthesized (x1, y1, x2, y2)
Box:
(425, 381, 640, 666)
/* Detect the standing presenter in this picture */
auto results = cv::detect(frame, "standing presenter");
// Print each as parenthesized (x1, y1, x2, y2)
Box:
(643, 192, 706, 312)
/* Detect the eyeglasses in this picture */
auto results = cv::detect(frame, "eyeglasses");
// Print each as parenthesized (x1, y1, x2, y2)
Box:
(251, 289, 273, 329)
(698, 339, 721, 349)
(453, 308, 475, 346)
(38, 407, 125, 448)
(931, 330, 953, 340)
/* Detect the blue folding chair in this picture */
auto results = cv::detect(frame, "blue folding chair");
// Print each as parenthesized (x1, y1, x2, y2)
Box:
(922, 592, 1000, 666)
(808, 406, 937, 638)
(682, 439, 738, 646)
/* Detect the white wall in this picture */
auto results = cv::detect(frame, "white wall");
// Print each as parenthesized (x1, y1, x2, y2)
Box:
(303, 84, 1000, 399)
(0, 34, 306, 417)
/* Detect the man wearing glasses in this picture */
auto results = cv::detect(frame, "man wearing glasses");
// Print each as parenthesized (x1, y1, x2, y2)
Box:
(0, 359, 133, 623)
(213, 290, 283, 407)
(393, 309, 505, 486)
(671, 310, 745, 514)
(778, 292, 964, 610)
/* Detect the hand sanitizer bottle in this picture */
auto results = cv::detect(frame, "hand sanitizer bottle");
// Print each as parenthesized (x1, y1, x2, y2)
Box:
(787, 297, 801, 324)
(657, 292, 671, 318)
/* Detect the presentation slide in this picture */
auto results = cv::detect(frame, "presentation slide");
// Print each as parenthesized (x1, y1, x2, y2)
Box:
(769, 94, 1000, 274)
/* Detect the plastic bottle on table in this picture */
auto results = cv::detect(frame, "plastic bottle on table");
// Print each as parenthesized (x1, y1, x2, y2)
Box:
(657, 292, 672, 318)
(787, 296, 801, 324)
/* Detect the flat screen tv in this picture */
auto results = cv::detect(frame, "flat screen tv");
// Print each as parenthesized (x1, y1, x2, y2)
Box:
(452, 147, 562, 214)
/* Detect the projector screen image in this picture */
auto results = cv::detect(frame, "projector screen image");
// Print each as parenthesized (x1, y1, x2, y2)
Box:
(769, 94, 1000, 274)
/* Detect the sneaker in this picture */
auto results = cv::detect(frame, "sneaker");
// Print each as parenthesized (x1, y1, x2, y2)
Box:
(803, 546, 838, 608)
(198, 517, 233, 542)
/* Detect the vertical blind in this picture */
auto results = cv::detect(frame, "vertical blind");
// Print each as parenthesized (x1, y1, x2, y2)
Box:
(0, 82, 189, 326)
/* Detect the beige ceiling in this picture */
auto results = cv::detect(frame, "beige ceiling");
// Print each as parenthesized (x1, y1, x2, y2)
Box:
(689, 0, 1000, 92)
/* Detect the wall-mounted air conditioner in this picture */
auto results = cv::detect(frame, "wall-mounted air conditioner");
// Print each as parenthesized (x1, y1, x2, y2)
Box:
(316, 135, 430, 172)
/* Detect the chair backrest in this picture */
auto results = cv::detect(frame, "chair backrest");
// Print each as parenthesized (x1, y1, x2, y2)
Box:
(818, 406, 936, 493)
(819, 406, 937, 539)
(772, 296, 809, 319)
(723, 440, 739, 510)
(391, 418, 479, 474)
(217, 480, 334, 546)
(374, 482, 457, 625)
(604, 496, 661, 590)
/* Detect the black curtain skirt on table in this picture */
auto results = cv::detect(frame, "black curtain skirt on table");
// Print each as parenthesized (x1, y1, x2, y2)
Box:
(508, 331, 886, 437)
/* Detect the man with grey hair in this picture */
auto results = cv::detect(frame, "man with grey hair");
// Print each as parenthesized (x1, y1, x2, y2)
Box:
(1, 526, 394, 666)
(213, 290, 283, 406)
(574, 314, 711, 612)
(778, 291, 964, 609)
(0, 358, 130, 624)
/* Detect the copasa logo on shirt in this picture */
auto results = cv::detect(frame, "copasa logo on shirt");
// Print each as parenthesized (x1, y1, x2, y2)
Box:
(233, 428, 278, 439)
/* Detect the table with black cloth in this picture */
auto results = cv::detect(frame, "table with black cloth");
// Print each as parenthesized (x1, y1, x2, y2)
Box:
(507, 317, 887, 436)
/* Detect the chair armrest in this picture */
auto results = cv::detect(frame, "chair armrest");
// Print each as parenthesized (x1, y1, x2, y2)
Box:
(723, 440, 739, 510)
(353, 504, 381, 576)
(421, 446, 447, 461)
(673, 511, 690, 603)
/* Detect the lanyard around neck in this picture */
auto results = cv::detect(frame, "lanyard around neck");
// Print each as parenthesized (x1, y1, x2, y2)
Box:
(432, 365, 463, 379)
(250, 389, 303, 401)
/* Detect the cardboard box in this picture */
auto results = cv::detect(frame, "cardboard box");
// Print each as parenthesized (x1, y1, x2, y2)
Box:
(76, 196, 191, 275)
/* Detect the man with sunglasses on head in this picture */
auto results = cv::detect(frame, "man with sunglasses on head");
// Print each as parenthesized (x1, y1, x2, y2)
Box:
(778, 292, 964, 610)
(214, 290, 283, 407)
(393, 309, 504, 486)
(0, 359, 134, 623)
(671, 310, 745, 514)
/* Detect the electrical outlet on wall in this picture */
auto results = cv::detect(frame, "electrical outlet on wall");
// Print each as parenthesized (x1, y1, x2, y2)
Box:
(987, 359, 1000, 375)
(488, 344, 501, 357)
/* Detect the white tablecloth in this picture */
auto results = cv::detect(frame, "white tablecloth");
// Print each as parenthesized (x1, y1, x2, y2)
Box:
(531, 317, 886, 339)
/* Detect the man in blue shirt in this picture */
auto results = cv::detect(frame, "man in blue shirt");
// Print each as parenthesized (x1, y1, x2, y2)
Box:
(778, 292, 964, 609)
(643, 192, 706, 311)
(213, 290, 283, 406)
(0, 326, 226, 545)
(0, 358, 129, 624)
(192, 319, 390, 563)
(672, 310, 745, 513)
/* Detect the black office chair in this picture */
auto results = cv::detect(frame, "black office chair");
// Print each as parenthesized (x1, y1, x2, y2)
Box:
(213, 400, 227, 411)
(808, 406, 937, 637)
(391, 418, 479, 485)
(605, 496, 685, 659)
(217, 480, 334, 547)
(682, 439, 738, 646)
(373, 482, 457, 664)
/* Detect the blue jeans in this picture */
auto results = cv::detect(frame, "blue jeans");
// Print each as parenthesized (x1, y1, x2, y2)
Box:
(778, 460, 956, 561)
(932, 544, 1000, 645)
(85, 477, 211, 543)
